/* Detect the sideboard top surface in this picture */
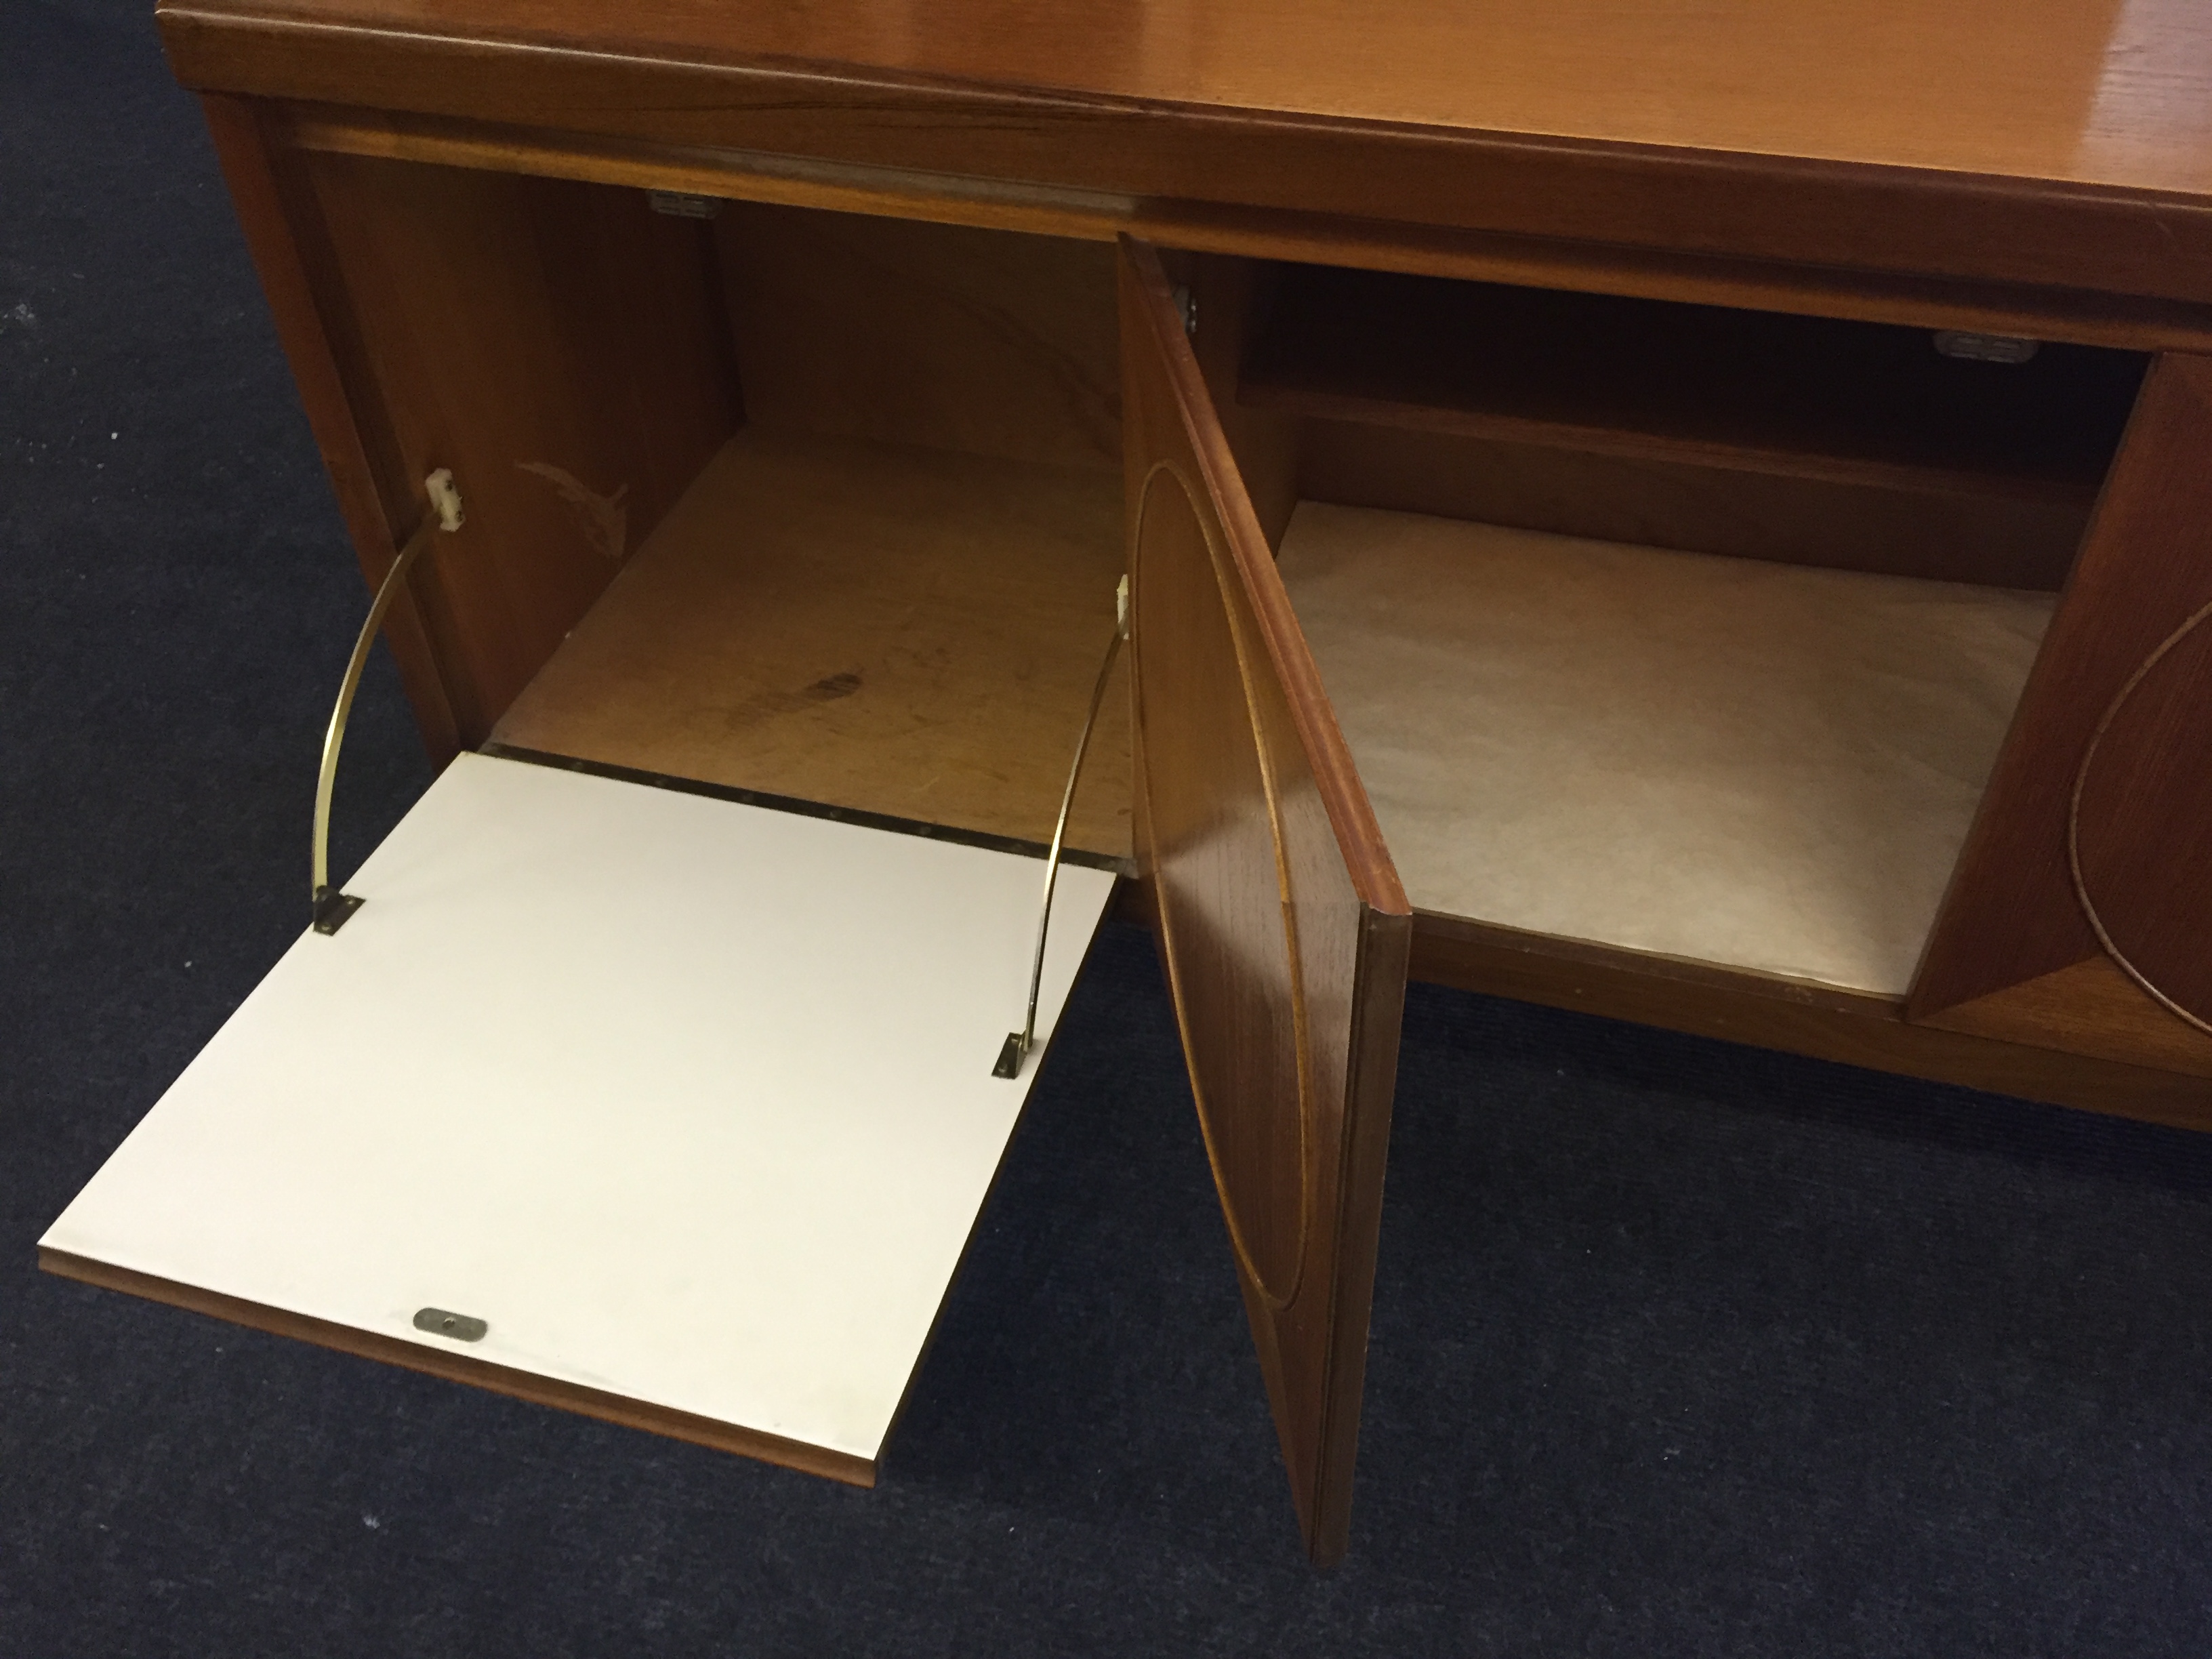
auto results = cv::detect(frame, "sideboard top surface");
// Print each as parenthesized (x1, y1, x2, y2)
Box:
(157, 0, 2212, 196)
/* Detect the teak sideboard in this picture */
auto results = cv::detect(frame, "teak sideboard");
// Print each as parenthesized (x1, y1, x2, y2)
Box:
(40, 0, 2212, 1564)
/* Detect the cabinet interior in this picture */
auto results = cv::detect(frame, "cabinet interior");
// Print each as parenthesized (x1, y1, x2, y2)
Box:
(1202, 255, 2148, 997)
(329, 151, 2150, 1000)
(329, 176, 1141, 861)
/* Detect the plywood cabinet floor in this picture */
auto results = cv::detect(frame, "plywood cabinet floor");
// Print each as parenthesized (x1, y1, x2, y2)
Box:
(492, 428, 1132, 863)
(42, 752, 1115, 1477)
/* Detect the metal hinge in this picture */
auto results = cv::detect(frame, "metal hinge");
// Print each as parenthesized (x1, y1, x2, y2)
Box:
(1933, 330, 2039, 365)
(648, 190, 723, 220)
(1171, 284, 1198, 337)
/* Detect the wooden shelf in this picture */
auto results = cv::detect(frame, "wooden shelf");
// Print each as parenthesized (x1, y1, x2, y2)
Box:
(1242, 266, 2145, 504)
(492, 428, 1132, 861)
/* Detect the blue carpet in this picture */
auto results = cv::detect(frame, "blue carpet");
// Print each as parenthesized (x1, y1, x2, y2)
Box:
(6, 2, 2211, 1652)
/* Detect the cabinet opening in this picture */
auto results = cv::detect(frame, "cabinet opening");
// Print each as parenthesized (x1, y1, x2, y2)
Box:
(1200, 256, 2147, 998)
(485, 201, 1132, 863)
(45, 180, 1132, 1481)
(1241, 262, 2147, 592)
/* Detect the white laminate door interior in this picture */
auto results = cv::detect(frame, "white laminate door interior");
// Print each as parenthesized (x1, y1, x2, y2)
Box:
(43, 752, 1114, 1469)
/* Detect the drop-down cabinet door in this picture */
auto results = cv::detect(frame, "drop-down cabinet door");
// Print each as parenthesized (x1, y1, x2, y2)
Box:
(1119, 237, 1416, 1565)
(41, 751, 1117, 1484)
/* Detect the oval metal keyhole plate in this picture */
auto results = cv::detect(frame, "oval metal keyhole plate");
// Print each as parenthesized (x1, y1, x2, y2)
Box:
(413, 1307, 488, 1343)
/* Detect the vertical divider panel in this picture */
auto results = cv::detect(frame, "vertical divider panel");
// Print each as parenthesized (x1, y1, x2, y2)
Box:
(201, 95, 464, 762)
(298, 150, 742, 743)
(1912, 352, 2212, 1072)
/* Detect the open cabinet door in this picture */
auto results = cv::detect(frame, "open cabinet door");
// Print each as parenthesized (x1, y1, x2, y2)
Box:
(1119, 237, 1414, 1565)
(41, 752, 1116, 1483)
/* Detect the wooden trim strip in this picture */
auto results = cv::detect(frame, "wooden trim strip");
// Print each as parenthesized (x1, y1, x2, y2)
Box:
(1305, 899, 1413, 1569)
(268, 102, 2212, 354)
(200, 95, 464, 764)
(1408, 912, 2212, 1126)
(39, 1248, 878, 1487)
(1242, 382, 2104, 509)
(1414, 911, 1904, 1019)
(152, 7, 2212, 314)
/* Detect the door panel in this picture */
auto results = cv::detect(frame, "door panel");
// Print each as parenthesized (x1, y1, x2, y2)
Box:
(43, 753, 1116, 1482)
(2072, 596, 2212, 1027)
(1912, 352, 2212, 1069)
(1119, 237, 1414, 1565)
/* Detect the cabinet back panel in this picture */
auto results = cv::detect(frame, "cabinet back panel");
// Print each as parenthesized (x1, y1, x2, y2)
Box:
(306, 152, 741, 741)
(715, 203, 1120, 474)
(1245, 266, 2145, 500)
(1298, 419, 2089, 590)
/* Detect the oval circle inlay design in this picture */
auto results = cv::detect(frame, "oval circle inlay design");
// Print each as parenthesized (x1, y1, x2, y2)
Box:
(1130, 462, 1315, 1309)
(2070, 596, 2212, 1034)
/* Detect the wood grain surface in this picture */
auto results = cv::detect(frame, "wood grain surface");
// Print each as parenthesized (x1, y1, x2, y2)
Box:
(272, 102, 2212, 358)
(1184, 253, 1300, 552)
(492, 430, 1132, 859)
(1925, 956, 2212, 1082)
(154, 0, 2212, 190)
(2071, 599, 2212, 1028)
(1409, 914, 2212, 1126)
(302, 149, 740, 743)
(199, 96, 464, 761)
(156, 1, 2212, 308)
(1294, 419, 2091, 592)
(1122, 235, 1410, 1565)
(715, 203, 1121, 472)
(1244, 266, 2142, 506)
(1912, 354, 2212, 1034)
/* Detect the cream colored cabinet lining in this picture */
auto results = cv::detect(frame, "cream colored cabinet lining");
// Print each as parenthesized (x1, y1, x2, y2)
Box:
(1276, 503, 2055, 996)
(44, 753, 1115, 1475)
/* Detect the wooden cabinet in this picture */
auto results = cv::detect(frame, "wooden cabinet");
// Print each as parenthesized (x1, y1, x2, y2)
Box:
(41, 0, 2212, 1565)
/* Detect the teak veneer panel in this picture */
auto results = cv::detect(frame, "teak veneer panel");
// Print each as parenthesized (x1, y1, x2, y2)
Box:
(274, 102, 2212, 359)
(1408, 916, 2212, 1126)
(199, 96, 464, 760)
(1914, 354, 2212, 1021)
(1123, 236, 1411, 1568)
(716, 204, 1122, 474)
(166, 0, 2199, 188)
(157, 0, 2212, 310)
(1244, 268, 2143, 506)
(1925, 957, 2212, 1082)
(493, 429, 1132, 861)
(1296, 420, 2092, 592)
(302, 148, 741, 741)
(2070, 598, 2212, 1029)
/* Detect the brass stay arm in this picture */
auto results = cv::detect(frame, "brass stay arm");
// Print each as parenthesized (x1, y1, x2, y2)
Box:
(311, 470, 463, 935)
(995, 577, 1128, 1078)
